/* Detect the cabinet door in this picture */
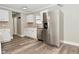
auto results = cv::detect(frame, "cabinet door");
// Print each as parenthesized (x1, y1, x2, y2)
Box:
(24, 28, 37, 39)
(0, 29, 11, 42)
(26, 15, 34, 22)
(0, 10, 9, 21)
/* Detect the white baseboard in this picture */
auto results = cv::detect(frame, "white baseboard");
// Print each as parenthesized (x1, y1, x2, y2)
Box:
(16, 34, 25, 37)
(63, 41, 79, 47)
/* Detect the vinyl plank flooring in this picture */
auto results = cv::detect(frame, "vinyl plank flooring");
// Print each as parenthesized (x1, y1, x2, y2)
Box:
(1, 35, 79, 54)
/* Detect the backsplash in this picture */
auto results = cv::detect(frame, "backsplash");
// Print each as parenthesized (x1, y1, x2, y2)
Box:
(0, 21, 10, 29)
(24, 22, 36, 28)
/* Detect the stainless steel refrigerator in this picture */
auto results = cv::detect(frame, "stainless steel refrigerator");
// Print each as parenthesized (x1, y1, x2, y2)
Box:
(42, 8, 64, 47)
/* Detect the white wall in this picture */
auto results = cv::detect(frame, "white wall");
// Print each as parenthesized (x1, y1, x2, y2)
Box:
(61, 4, 79, 43)
(9, 11, 13, 39)
(20, 13, 26, 37)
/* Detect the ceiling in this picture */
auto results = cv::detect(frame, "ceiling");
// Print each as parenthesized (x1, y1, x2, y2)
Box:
(0, 4, 55, 14)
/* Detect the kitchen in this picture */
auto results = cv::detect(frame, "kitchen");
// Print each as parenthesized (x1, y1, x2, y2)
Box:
(0, 4, 79, 54)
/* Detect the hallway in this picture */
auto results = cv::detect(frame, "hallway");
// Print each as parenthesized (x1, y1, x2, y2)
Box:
(1, 35, 79, 54)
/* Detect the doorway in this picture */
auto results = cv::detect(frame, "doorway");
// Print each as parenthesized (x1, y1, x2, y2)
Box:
(12, 12, 21, 35)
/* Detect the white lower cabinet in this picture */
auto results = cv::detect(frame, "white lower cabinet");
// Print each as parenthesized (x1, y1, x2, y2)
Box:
(0, 42, 1, 54)
(24, 28, 37, 39)
(0, 32, 1, 54)
(0, 29, 11, 43)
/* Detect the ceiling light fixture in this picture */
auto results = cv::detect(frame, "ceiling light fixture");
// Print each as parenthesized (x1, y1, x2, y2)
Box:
(23, 7, 27, 10)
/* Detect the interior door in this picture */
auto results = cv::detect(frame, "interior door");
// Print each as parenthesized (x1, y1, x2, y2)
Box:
(13, 17, 17, 35)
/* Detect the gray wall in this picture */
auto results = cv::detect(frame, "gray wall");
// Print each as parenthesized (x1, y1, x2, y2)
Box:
(61, 4, 79, 43)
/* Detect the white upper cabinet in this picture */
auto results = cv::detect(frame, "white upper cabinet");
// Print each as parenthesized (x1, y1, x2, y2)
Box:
(0, 10, 9, 21)
(26, 14, 34, 22)
(36, 15, 40, 20)
(36, 15, 42, 24)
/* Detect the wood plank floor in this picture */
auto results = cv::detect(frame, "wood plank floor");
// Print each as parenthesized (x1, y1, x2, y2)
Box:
(1, 35, 79, 54)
